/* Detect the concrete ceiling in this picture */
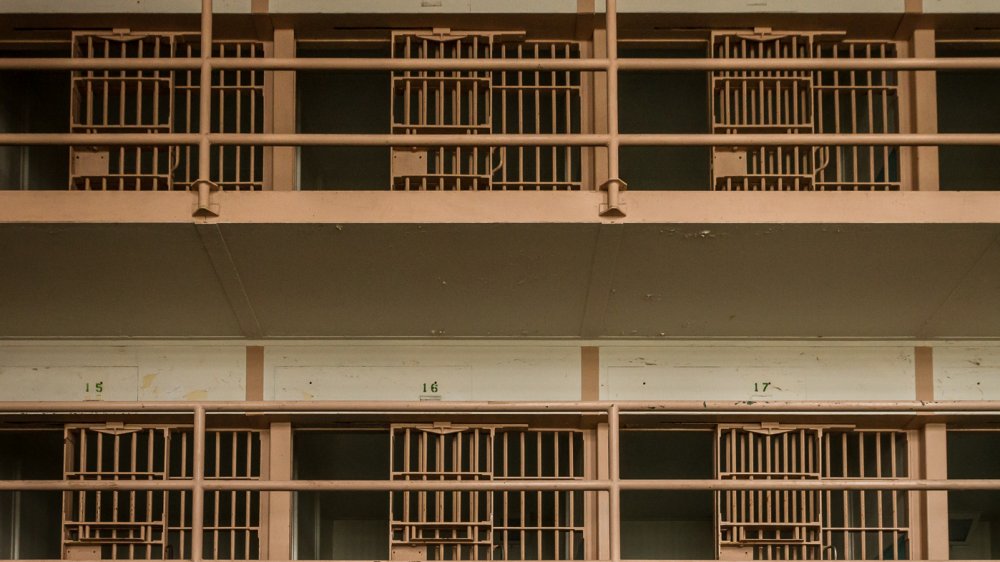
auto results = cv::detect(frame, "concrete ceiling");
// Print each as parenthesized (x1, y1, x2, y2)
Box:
(1, 221, 998, 339)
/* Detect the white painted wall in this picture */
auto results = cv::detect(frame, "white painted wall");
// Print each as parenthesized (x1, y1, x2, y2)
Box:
(0, 0, 252, 13)
(2, 341, 999, 404)
(600, 345, 917, 401)
(935, 347, 1000, 400)
(924, 0, 1000, 13)
(264, 344, 580, 401)
(0, 345, 245, 401)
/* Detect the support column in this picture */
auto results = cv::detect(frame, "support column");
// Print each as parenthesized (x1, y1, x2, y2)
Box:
(915, 345, 948, 560)
(246, 346, 264, 401)
(923, 424, 949, 560)
(910, 28, 940, 191)
(915, 346, 934, 401)
(272, 28, 296, 190)
(596, 423, 610, 560)
(267, 422, 293, 559)
(592, 27, 609, 191)
(582, 346, 600, 400)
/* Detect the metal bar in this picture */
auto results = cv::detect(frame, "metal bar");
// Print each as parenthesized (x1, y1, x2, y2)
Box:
(197, 0, 213, 207)
(12, 478, 1000, 492)
(5, 132, 1000, 147)
(0, 133, 199, 145)
(4, 400, 1000, 413)
(607, 405, 621, 562)
(191, 408, 206, 562)
(7, 56, 1000, 72)
(606, 0, 620, 185)
(5, 559, 998, 562)
(203, 132, 1000, 147)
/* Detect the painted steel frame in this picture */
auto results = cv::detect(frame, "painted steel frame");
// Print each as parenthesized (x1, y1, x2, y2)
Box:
(1, 401, 1000, 562)
(0, 0, 998, 209)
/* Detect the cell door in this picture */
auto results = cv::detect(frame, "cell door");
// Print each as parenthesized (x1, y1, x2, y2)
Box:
(391, 31, 495, 191)
(62, 424, 263, 561)
(710, 30, 901, 191)
(389, 424, 584, 561)
(717, 425, 823, 560)
(390, 31, 583, 191)
(717, 425, 910, 561)
(390, 424, 495, 560)
(70, 32, 178, 191)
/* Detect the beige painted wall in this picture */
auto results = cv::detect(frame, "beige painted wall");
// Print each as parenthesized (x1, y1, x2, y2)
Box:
(2, 341, 1000, 402)
(935, 346, 1000, 400)
(600, 345, 918, 400)
(0, 344, 246, 401)
(264, 344, 581, 401)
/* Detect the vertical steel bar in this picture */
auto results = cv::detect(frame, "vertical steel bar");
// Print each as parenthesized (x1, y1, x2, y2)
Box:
(860, 432, 867, 559)
(605, 0, 620, 190)
(536, 431, 542, 558)
(213, 432, 220, 559)
(518, 43, 524, 190)
(245, 432, 252, 559)
(520, 430, 526, 560)
(890, 433, 899, 559)
(180, 431, 188, 558)
(230, 432, 237, 559)
(197, 0, 214, 206)
(534, 43, 541, 187)
(550, 43, 558, 190)
(881, 43, 891, 188)
(825, 433, 832, 560)
(218, 46, 226, 189)
(555, 431, 561, 560)
(607, 405, 620, 562)
(876, 432, 885, 560)
(191, 406, 206, 562)
(564, 43, 572, 189)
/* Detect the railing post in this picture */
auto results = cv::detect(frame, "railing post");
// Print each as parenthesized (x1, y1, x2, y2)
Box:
(607, 404, 621, 562)
(600, 0, 626, 217)
(191, 405, 206, 562)
(194, 0, 220, 217)
(910, 28, 940, 191)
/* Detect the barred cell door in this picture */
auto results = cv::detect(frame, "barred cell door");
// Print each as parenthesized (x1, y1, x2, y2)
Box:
(70, 32, 178, 191)
(717, 424, 910, 561)
(710, 29, 901, 191)
(70, 31, 266, 192)
(61, 424, 263, 561)
(389, 424, 584, 561)
(390, 30, 496, 191)
(717, 424, 823, 560)
(390, 30, 583, 191)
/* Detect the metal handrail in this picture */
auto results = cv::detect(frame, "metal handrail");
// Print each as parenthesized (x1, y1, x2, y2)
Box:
(3, 133, 1000, 147)
(0, 399, 994, 562)
(1, 56, 999, 72)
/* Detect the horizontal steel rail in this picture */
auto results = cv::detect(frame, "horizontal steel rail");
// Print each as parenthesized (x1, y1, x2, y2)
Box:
(3, 398, 998, 562)
(4, 399, 1000, 412)
(2, 399, 1000, 412)
(2, 57, 1000, 72)
(4, 133, 1000, 147)
(3, 478, 1000, 492)
(0, 558, 983, 562)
